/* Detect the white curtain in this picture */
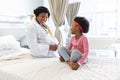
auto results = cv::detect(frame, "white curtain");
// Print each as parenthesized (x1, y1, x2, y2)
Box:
(66, 2, 80, 37)
(48, 0, 69, 46)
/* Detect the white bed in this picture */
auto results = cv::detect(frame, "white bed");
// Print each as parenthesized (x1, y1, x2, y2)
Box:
(0, 52, 120, 80)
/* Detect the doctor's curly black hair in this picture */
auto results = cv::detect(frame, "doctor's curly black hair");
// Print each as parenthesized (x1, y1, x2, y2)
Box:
(34, 6, 50, 17)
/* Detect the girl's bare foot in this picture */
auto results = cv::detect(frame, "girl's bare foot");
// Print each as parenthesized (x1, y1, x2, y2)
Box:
(67, 60, 80, 70)
(67, 60, 73, 66)
(59, 56, 65, 62)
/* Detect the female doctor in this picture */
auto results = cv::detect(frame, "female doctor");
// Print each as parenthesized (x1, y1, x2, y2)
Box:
(26, 6, 58, 58)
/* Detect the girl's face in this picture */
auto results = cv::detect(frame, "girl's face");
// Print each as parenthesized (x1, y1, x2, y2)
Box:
(70, 22, 80, 34)
(36, 13, 48, 25)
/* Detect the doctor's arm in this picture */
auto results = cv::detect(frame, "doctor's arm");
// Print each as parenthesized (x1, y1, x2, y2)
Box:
(26, 29, 51, 56)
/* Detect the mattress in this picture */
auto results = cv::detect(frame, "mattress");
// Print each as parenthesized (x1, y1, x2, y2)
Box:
(0, 52, 120, 80)
(0, 48, 29, 57)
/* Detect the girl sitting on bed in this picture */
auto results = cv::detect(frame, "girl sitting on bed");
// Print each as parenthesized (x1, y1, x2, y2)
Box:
(58, 17, 89, 70)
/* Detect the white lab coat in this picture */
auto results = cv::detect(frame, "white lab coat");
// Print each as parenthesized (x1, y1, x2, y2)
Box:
(26, 19, 58, 58)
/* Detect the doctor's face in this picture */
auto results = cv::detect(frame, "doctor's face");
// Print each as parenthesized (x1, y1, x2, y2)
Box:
(36, 13, 48, 25)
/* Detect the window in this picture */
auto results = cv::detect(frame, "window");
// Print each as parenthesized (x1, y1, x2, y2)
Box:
(78, 0, 120, 36)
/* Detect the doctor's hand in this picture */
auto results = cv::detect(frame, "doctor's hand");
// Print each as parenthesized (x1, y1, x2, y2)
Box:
(49, 44, 58, 51)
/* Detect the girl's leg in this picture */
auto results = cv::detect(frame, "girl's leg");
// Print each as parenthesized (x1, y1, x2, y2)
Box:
(58, 47, 71, 62)
(70, 49, 82, 62)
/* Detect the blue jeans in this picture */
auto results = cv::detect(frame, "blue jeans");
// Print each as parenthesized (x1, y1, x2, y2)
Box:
(58, 47, 82, 62)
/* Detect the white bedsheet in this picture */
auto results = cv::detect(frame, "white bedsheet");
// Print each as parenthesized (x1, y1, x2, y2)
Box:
(0, 53, 120, 80)
(0, 48, 30, 57)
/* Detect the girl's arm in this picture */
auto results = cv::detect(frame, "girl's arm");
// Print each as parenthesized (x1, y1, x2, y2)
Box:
(68, 37, 73, 50)
(78, 37, 89, 64)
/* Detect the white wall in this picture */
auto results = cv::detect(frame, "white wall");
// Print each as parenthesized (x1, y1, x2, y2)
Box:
(0, 0, 44, 15)
(0, 0, 44, 46)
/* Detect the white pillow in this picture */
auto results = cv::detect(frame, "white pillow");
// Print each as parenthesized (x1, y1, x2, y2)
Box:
(0, 35, 21, 50)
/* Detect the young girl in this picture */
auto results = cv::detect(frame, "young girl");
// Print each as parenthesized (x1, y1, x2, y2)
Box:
(58, 17, 89, 70)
